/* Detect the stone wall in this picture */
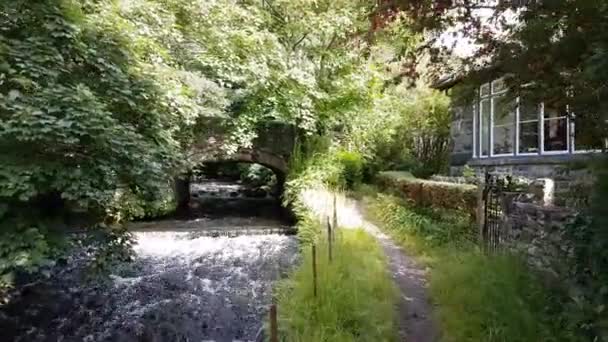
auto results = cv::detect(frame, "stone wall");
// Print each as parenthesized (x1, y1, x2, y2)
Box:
(469, 156, 595, 208)
(501, 200, 578, 278)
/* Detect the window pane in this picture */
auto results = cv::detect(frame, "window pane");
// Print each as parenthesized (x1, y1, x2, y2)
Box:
(480, 83, 490, 97)
(544, 104, 567, 119)
(494, 125, 515, 154)
(493, 96, 515, 125)
(480, 99, 490, 156)
(519, 98, 540, 122)
(492, 95, 515, 155)
(474, 106, 480, 157)
(492, 78, 505, 93)
(519, 121, 539, 153)
(544, 118, 568, 151)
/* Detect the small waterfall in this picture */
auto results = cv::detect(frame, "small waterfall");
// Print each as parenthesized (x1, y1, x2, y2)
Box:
(1, 181, 298, 342)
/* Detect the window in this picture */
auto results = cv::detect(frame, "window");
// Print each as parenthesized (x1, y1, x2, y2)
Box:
(492, 94, 515, 155)
(542, 104, 569, 152)
(480, 99, 490, 157)
(518, 98, 540, 154)
(476, 79, 514, 157)
(472, 79, 603, 158)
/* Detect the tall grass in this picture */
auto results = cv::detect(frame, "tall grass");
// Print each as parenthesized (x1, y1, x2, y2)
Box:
(362, 190, 574, 342)
(275, 227, 398, 342)
(431, 251, 567, 342)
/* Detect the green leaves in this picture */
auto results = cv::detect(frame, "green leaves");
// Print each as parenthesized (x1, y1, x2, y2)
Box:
(0, 0, 422, 284)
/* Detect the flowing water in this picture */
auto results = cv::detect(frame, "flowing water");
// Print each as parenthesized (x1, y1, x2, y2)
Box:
(0, 181, 298, 342)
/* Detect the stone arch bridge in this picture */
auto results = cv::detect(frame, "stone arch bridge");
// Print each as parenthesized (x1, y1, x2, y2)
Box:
(174, 118, 296, 209)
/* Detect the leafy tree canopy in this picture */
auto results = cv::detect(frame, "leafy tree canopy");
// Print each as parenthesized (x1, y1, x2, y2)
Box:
(0, 0, 436, 283)
(0, 0, 389, 218)
(383, 0, 608, 138)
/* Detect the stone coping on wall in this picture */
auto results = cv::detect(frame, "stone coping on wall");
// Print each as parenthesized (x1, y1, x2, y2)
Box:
(509, 200, 577, 216)
(379, 171, 478, 190)
(468, 153, 596, 167)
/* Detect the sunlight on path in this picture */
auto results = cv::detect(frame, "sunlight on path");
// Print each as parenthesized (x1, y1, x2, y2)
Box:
(301, 187, 440, 342)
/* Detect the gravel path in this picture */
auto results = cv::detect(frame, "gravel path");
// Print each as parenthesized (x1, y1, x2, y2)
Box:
(301, 188, 440, 342)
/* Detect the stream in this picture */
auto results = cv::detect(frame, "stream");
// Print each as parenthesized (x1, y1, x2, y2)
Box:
(0, 181, 298, 342)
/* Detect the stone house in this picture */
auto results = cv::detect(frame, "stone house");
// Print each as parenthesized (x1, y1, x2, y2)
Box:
(435, 76, 606, 206)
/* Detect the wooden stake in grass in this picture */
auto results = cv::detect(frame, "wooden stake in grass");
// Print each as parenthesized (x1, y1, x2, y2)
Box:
(269, 304, 278, 342)
(312, 244, 317, 298)
(332, 194, 338, 233)
(327, 216, 333, 263)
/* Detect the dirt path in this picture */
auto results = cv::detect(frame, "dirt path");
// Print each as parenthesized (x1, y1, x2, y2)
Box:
(301, 188, 440, 342)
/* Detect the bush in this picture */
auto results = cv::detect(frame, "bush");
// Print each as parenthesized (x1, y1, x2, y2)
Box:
(285, 139, 366, 202)
(375, 171, 478, 222)
(275, 228, 397, 341)
(367, 193, 474, 249)
(335, 150, 364, 189)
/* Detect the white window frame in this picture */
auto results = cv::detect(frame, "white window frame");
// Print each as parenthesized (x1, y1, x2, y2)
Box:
(490, 86, 514, 157)
(470, 79, 600, 159)
(472, 102, 477, 158)
(514, 96, 541, 156)
(478, 97, 491, 158)
(540, 102, 570, 155)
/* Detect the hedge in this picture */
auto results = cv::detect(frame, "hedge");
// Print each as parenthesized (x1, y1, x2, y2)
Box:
(375, 171, 478, 221)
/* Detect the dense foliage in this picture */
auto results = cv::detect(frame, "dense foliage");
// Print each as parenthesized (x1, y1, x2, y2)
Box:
(0, 0, 388, 286)
(561, 158, 608, 340)
(0, 0, 469, 300)
(375, 171, 478, 222)
(382, 0, 608, 141)
(341, 83, 452, 178)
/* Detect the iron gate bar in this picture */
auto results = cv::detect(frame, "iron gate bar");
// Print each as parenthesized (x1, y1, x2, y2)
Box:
(482, 172, 506, 252)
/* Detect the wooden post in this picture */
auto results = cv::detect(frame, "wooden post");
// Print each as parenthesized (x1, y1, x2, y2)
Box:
(332, 194, 338, 235)
(312, 244, 317, 298)
(269, 304, 278, 342)
(327, 217, 333, 263)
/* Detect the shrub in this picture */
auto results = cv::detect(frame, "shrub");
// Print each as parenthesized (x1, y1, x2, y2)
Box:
(462, 165, 476, 179)
(375, 171, 478, 222)
(335, 150, 364, 189)
(367, 193, 474, 249)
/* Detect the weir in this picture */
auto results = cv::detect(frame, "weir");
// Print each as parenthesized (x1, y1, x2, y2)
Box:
(1, 178, 298, 342)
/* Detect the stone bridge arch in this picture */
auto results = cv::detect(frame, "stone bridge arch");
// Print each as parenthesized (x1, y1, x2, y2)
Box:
(189, 147, 288, 176)
(174, 119, 295, 210)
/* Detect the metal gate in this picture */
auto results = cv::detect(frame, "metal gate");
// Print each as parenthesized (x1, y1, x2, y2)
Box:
(481, 172, 506, 251)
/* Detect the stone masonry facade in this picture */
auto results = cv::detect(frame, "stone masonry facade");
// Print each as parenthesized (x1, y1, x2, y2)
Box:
(501, 199, 578, 279)
(447, 103, 597, 208)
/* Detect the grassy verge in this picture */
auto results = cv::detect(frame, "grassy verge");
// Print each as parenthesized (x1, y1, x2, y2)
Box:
(359, 187, 573, 342)
(275, 221, 398, 341)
